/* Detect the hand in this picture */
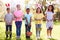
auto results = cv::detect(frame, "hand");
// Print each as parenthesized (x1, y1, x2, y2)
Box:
(35, 18, 40, 20)
(50, 19, 53, 21)
(38, 18, 42, 20)
(47, 19, 49, 22)
(28, 23, 31, 27)
(35, 19, 38, 20)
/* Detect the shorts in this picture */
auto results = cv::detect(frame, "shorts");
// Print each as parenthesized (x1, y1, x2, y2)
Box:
(36, 24, 41, 28)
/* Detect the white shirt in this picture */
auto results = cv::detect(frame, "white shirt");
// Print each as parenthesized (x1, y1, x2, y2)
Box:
(45, 11, 54, 20)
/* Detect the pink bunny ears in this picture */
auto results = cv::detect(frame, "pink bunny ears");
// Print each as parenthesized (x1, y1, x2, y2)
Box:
(35, 4, 42, 9)
(5, 3, 10, 8)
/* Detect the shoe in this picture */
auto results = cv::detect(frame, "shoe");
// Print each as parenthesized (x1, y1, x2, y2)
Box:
(47, 36, 50, 39)
(50, 36, 52, 38)
(37, 37, 40, 40)
(16, 36, 20, 39)
(37, 37, 40, 39)
(47, 36, 52, 39)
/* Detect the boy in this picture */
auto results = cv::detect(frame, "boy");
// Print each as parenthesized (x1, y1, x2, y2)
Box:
(25, 7, 32, 39)
(4, 8, 14, 38)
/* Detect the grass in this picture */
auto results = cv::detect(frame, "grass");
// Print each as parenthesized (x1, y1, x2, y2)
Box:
(0, 21, 60, 40)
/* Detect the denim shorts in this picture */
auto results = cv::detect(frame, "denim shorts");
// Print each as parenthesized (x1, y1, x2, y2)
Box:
(36, 24, 41, 28)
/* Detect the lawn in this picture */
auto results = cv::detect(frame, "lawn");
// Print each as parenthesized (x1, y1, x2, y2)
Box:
(0, 21, 60, 40)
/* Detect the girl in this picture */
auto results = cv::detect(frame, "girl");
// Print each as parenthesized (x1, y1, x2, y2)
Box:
(34, 7, 44, 40)
(45, 5, 55, 38)
(13, 4, 24, 39)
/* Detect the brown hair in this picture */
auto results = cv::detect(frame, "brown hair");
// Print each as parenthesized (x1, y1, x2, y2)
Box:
(48, 5, 54, 13)
(36, 7, 42, 13)
(6, 8, 10, 10)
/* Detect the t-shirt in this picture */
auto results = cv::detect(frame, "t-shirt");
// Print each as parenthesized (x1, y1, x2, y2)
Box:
(5, 13, 14, 25)
(25, 13, 32, 24)
(34, 13, 44, 24)
(45, 11, 54, 20)
(14, 10, 23, 21)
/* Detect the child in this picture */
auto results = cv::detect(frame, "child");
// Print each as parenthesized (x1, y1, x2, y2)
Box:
(25, 7, 32, 39)
(4, 8, 14, 38)
(45, 5, 55, 38)
(34, 7, 44, 40)
(13, 4, 24, 39)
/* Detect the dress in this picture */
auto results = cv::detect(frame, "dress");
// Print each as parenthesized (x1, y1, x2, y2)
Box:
(45, 11, 54, 29)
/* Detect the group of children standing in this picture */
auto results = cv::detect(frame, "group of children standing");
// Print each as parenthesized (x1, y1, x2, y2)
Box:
(4, 4, 55, 40)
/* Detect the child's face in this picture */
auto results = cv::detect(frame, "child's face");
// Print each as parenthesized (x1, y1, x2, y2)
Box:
(37, 8, 41, 13)
(48, 6, 52, 11)
(26, 9, 30, 14)
(17, 5, 20, 10)
(7, 10, 10, 13)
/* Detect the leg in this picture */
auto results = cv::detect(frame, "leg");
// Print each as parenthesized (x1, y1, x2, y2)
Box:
(50, 30, 52, 36)
(25, 24, 31, 38)
(25, 24, 29, 38)
(36, 28, 39, 38)
(47, 27, 52, 38)
(25, 24, 27, 33)
(28, 25, 31, 32)
(36, 24, 39, 38)
(18, 21, 22, 37)
(38, 24, 41, 38)
(47, 29, 50, 37)
(16, 26, 19, 37)
(9, 25, 12, 38)
(15, 21, 19, 37)
(6, 25, 9, 38)
(15, 21, 22, 38)
(27, 25, 31, 38)
(50, 27, 52, 37)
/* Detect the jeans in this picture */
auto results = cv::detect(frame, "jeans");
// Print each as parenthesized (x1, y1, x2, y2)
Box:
(15, 21, 22, 37)
(6, 25, 12, 38)
(25, 24, 31, 38)
(36, 24, 41, 37)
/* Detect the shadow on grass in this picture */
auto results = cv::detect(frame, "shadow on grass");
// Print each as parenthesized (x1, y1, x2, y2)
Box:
(40, 38, 43, 40)
(37, 38, 43, 40)
(49, 38, 57, 40)
(26, 38, 32, 40)
(5, 38, 11, 40)
(5, 38, 21, 40)
(16, 38, 21, 40)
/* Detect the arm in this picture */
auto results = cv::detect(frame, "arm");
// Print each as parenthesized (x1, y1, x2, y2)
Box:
(30, 17, 32, 24)
(28, 17, 32, 26)
(12, 14, 14, 20)
(22, 14, 25, 20)
(24, 14, 28, 24)
(4, 15, 7, 23)
(35, 14, 44, 20)
(4, 15, 6, 22)
(26, 17, 28, 24)
(45, 14, 49, 22)
(53, 14, 55, 21)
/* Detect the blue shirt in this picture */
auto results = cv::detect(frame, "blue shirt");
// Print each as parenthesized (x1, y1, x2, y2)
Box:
(25, 13, 32, 24)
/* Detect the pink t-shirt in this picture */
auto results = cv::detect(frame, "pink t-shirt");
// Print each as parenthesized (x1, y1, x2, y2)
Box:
(14, 10, 23, 21)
